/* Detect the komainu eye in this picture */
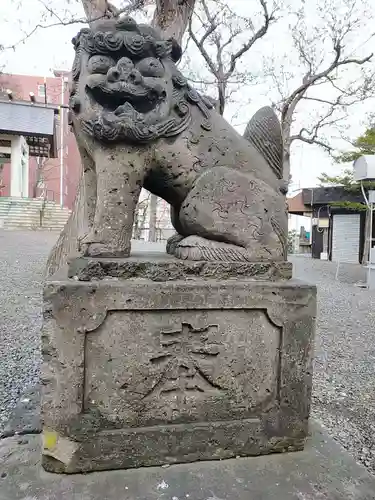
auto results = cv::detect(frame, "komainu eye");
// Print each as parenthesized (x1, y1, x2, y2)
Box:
(136, 57, 164, 77)
(87, 55, 115, 75)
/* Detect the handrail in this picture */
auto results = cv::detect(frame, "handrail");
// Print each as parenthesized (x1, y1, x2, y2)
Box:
(36, 188, 55, 202)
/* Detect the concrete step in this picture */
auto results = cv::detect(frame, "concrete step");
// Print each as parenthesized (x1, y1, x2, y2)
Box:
(2, 212, 41, 217)
(3, 218, 40, 222)
(44, 210, 70, 215)
(0, 203, 43, 208)
(2, 224, 68, 230)
(44, 212, 70, 216)
(3, 221, 66, 227)
(2, 211, 41, 216)
(42, 218, 68, 222)
(4, 210, 69, 217)
(3, 226, 64, 231)
(0, 199, 68, 209)
(44, 215, 69, 219)
(44, 215, 70, 221)
(0, 197, 70, 231)
(44, 222, 69, 227)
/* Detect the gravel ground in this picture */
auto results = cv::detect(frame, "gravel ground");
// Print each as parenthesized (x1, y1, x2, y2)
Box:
(1, 233, 375, 475)
(0, 230, 58, 430)
(291, 255, 375, 474)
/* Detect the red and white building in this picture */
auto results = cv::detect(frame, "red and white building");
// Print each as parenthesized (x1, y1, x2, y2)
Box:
(0, 71, 80, 209)
(0, 71, 173, 237)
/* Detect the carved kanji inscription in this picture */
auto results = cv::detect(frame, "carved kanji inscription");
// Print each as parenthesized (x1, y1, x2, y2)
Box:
(147, 323, 223, 399)
(85, 309, 280, 426)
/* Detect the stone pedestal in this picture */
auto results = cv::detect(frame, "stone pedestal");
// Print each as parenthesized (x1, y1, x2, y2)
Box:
(41, 256, 316, 473)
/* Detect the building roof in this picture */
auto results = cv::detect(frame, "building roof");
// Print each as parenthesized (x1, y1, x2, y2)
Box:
(302, 186, 363, 206)
(287, 192, 312, 215)
(0, 99, 58, 157)
(288, 186, 365, 215)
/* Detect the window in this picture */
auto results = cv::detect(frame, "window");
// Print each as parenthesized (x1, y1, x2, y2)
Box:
(38, 84, 46, 98)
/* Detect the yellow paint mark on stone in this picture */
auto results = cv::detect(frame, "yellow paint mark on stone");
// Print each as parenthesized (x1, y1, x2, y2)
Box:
(42, 428, 79, 465)
(43, 430, 58, 450)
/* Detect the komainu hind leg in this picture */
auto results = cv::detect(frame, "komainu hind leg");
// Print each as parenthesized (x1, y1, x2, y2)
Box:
(173, 235, 255, 261)
(172, 166, 287, 262)
(166, 206, 186, 255)
(166, 233, 184, 255)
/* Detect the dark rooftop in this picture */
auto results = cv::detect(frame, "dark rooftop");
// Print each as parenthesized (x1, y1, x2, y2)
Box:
(0, 99, 58, 157)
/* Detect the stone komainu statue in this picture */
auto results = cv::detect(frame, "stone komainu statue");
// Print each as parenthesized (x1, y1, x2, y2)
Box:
(41, 18, 316, 476)
(68, 15, 287, 262)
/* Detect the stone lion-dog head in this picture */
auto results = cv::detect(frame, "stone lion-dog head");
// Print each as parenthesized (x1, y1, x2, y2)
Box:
(70, 16, 214, 144)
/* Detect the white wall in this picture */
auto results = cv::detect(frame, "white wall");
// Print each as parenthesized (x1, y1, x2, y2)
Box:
(9, 135, 29, 198)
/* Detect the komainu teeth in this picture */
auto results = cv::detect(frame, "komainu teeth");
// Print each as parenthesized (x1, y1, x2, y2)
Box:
(115, 102, 136, 116)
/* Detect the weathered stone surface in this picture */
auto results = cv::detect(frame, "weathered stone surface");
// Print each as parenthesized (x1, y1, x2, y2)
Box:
(41, 9, 312, 480)
(2, 423, 375, 499)
(41, 269, 316, 473)
(68, 254, 292, 281)
(63, 16, 287, 263)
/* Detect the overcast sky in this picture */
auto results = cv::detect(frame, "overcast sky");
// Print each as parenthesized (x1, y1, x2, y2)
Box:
(1, 0, 374, 190)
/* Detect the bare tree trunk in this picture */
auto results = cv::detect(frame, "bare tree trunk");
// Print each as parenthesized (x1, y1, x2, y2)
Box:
(283, 148, 291, 185)
(152, 0, 196, 44)
(133, 207, 140, 239)
(80, 0, 118, 23)
(281, 100, 298, 184)
(148, 193, 158, 242)
(217, 80, 226, 116)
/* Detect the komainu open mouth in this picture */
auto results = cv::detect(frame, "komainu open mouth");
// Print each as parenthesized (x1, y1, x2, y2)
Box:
(87, 81, 167, 114)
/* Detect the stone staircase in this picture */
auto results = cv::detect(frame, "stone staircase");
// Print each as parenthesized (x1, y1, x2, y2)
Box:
(0, 197, 70, 231)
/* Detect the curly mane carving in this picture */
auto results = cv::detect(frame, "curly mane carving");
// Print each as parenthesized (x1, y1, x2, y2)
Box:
(70, 18, 213, 144)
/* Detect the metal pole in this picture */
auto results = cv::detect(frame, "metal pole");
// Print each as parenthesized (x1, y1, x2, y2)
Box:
(59, 76, 65, 208)
(362, 185, 375, 289)
(367, 202, 374, 288)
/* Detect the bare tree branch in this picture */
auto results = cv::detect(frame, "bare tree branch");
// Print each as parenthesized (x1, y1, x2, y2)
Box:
(2, 0, 145, 50)
(302, 96, 342, 106)
(188, 12, 219, 78)
(274, 0, 375, 182)
(225, 0, 273, 79)
(188, 0, 277, 115)
(290, 134, 334, 153)
(280, 45, 373, 125)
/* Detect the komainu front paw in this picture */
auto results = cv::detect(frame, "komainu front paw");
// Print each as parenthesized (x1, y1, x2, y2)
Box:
(79, 232, 130, 258)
